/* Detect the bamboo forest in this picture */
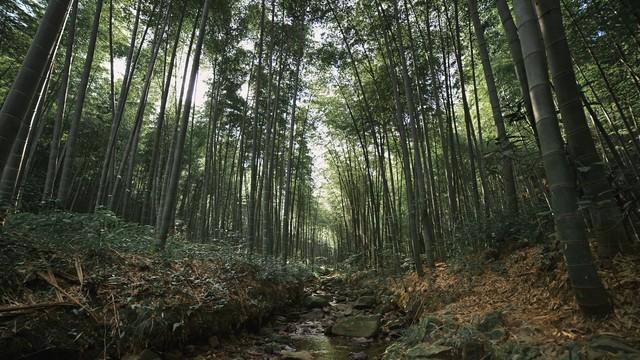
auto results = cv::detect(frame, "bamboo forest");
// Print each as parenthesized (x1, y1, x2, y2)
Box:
(1, 0, 639, 358)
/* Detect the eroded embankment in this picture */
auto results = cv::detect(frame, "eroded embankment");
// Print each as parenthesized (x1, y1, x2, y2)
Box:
(0, 211, 307, 359)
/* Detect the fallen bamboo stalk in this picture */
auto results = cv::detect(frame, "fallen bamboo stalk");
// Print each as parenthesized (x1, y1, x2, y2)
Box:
(0, 302, 75, 313)
(37, 271, 98, 321)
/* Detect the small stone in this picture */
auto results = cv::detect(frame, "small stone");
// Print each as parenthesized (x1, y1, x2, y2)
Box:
(281, 350, 314, 360)
(351, 351, 368, 359)
(282, 345, 296, 352)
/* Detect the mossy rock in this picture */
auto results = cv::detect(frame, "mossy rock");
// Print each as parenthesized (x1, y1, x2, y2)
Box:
(331, 314, 380, 337)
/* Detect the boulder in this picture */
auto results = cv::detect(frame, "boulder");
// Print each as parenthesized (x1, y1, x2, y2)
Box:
(302, 308, 325, 321)
(305, 295, 330, 309)
(331, 315, 380, 337)
(354, 295, 376, 309)
(334, 303, 353, 316)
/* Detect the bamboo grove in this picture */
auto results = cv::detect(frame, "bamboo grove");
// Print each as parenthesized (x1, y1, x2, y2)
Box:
(315, 0, 639, 316)
(1, 0, 639, 316)
(0, 0, 331, 262)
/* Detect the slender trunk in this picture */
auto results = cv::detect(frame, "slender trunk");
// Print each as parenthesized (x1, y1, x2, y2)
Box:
(496, 0, 539, 147)
(109, 8, 167, 210)
(282, 9, 305, 263)
(43, 0, 78, 202)
(156, 0, 212, 250)
(142, 3, 186, 224)
(247, 0, 267, 254)
(57, 0, 104, 206)
(95, 0, 143, 208)
(469, 0, 518, 213)
(378, 9, 424, 276)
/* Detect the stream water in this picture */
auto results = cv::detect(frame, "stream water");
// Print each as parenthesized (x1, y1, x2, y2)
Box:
(290, 334, 388, 359)
(284, 302, 388, 359)
(201, 277, 392, 359)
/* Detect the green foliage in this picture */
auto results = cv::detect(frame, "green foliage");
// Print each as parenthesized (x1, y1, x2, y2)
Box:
(255, 259, 312, 283)
(399, 316, 449, 347)
(2, 211, 312, 284)
(452, 205, 551, 257)
(2, 210, 155, 253)
(400, 318, 431, 347)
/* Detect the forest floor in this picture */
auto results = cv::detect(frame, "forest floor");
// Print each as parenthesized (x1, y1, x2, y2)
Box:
(0, 211, 308, 359)
(193, 244, 640, 360)
(1, 211, 640, 359)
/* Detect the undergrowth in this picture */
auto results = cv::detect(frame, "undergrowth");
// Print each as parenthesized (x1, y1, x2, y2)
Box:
(0, 211, 312, 357)
(1, 210, 312, 280)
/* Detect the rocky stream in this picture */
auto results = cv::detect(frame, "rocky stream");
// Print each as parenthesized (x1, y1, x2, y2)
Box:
(177, 274, 396, 360)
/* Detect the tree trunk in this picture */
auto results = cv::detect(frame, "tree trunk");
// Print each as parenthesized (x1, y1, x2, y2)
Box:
(247, 0, 267, 254)
(156, 0, 212, 250)
(57, 0, 104, 206)
(0, 0, 71, 173)
(282, 7, 306, 263)
(469, 0, 518, 213)
(534, 0, 628, 260)
(495, 0, 539, 147)
(95, 0, 144, 209)
(514, 0, 611, 317)
(43, 0, 78, 202)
